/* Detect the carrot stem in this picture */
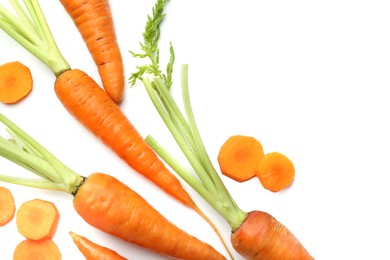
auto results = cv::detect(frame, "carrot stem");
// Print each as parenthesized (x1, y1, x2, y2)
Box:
(0, 0, 70, 75)
(143, 70, 247, 230)
(0, 113, 84, 193)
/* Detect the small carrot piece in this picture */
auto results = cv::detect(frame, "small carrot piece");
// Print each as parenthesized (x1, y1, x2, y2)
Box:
(255, 152, 295, 192)
(70, 231, 126, 260)
(217, 135, 264, 182)
(0, 61, 33, 104)
(16, 199, 60, 240)
(231, 211, 313, 260)
(59, 0, 125, 104)
(13, 239, 61, 260)
(0, 186, 16, 226)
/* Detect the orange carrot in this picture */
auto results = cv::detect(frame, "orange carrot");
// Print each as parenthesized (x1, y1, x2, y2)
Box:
(54, 69, 194, 208)
(255, 152, 295, 192)
(0, 186, 16, 226)
(231, 211, 313, 259)
(217, 135, 264, 182)
(59, 0, 125, 104)
(13, 239, 62, 260)
(0, 61, 33, 104)
(0, 114, 226, 259)
(75, 173, 225, 260)
(69, 231, 127, 260)
(16, 199, 60, 240)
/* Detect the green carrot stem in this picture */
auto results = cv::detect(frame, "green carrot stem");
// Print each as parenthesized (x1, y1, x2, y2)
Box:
(143, 78, 218, 193)
(0, 113, 83, 194)
(0, 0, 70, 75)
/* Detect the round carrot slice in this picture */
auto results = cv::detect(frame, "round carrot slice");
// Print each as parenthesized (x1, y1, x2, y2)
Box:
(255, 152, 295, 192)
(218, 135, 264, 182)
(0, 61, 33, 104)
(16, 199, 60, 240)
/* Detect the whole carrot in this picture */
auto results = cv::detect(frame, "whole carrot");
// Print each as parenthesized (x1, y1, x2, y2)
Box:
(54, 69, 194, 208)
(0, 114, 225, 260)
(58, 0, 125, 104)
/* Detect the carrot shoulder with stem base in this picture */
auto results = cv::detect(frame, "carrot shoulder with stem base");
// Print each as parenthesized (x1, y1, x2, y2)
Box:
(0, 113, 226, 260)
(0, 1, 229, 254)
(130, 1, 313, 258)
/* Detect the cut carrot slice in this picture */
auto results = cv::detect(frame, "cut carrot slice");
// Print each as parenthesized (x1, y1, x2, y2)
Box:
(255, 152, 295, 192)
(13, 239, 61, 260)
(218, 135, 264, 182)
(0, 186, 16, 226)
(0, 61, 33, 104)
(16, 199, 60, 240)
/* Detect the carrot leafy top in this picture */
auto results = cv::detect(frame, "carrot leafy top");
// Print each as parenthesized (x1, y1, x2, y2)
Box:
(0, 113, 84, 194)
(130, 0, 247, 230)
(0, 0, 69, 75)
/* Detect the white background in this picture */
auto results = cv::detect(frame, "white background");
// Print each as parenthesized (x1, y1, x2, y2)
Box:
(1, 0, 390, 259)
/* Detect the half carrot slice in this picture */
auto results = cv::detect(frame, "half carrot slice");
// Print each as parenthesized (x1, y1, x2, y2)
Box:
(13, 239, 61, 260)
(0, 186, 16, 226)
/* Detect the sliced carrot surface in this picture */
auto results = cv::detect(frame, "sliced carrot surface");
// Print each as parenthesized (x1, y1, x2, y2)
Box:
(0, 61, 33, 104)
(0, 186, 16, 226)
(16, 198, 60, 240)
(13, 239, 61, 260)
(255, 152, 295, 192)
(218, 135, 264, 182)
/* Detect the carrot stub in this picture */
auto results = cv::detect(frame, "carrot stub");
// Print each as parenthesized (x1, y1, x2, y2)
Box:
(218, 135, 264, 182)
(0, 186, 16, 226)
(13, 239, 61, 260)
(70, 231, 127, 260)
(0, 61, 33, 104)
(16, 199, 60, 240)
(255, 152, 295, 192)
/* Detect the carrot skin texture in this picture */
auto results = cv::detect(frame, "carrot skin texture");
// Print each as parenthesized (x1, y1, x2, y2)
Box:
(70, 231, 126, 260)
(59, 0, 124, 104)
(54, 69, 195, 208)
(231, 211, 313, 260)
(73, 173, 225, 260)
